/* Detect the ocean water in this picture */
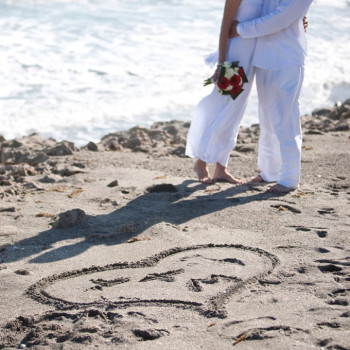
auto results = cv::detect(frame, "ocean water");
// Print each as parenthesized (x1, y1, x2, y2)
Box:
(0, 0, 349, 146)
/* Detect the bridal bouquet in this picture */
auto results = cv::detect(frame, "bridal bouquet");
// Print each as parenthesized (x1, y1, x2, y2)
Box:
(204, 61, 248, 101)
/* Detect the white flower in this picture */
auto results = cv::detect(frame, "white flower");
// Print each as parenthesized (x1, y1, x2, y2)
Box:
(224, 68, 234, 79)
(223, 61, 231, 68)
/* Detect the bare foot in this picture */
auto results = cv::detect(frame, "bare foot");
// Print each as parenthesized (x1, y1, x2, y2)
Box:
(246, 174, 265, 183)
(212, 163, 243, 184)
(194, 159, 214, 184)
(267, 184, 294, 194)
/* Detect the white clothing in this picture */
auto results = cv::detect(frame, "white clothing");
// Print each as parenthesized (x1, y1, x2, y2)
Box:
(186, 66, 256, 166)
(237, 0, 313, 70)
(186, 0, 263, 166)
(256, 66, 304, 188)
(238, 0, 313, 188)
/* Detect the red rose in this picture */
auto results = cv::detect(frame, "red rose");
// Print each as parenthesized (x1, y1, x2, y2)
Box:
(238, 67, 244, 77)
(217, 77, 230, 90)
(230, 84, 242, 95)
(230, 74, 242, 86)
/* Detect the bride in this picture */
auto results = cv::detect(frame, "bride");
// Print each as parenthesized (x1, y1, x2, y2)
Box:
(185, 0, 263, 184)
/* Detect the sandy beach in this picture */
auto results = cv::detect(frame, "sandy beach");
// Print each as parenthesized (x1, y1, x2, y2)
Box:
(0, 100, 349, 349)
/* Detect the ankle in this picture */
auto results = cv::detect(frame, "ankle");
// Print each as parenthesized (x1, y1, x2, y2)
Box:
(215, 163, 226, 171)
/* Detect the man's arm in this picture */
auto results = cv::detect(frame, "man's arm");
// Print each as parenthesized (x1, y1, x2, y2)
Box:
(236, 0, 313, 38)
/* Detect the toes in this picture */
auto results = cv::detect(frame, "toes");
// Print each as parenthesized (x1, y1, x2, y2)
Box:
(246, 175, 264, 183)
(267, 188, 280, 193)
(200, 177, 214, 184)
(267, 185, 292, 194)
(233, 179, 243, 184)
(212, 176, 242, 184)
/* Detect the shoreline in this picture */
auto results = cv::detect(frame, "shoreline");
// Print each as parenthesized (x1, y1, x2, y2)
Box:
(0, 99, 349, 349)
(1, 98, 349, 163)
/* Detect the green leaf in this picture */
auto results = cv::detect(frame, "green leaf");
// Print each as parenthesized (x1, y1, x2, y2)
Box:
(242, 70, 249, 83)
(218, 66, 225, 82)
(203, 78, 213, 87)
(230, 88, 245, 100)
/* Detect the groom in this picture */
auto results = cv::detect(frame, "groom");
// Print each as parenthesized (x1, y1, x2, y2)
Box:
(231, 0, 314, 193)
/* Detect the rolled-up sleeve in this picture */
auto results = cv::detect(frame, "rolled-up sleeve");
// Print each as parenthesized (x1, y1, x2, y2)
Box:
(237, 0, 313, 38)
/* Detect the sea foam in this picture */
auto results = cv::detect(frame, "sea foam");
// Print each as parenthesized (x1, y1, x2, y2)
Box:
(0, 0, 349, 146)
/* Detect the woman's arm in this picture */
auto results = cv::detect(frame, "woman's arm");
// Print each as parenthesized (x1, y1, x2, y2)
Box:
(214, 0, 242, 81)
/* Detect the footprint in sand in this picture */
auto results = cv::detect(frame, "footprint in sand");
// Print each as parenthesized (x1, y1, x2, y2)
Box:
(231, 325, 309, 346)
(318, 264, 343, 273)
(270, 204, 301, 214)
(317, 258, 350, 287)
(317, 207, 336, 215)
(287, 226, 329, 239)
(316, 230, 328, 238)
(317, 248, 331, 254)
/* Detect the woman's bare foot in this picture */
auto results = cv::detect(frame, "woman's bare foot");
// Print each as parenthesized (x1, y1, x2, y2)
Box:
(194, 159, 214, 184)
(212, 163, 243, 184)
(246, 174, 265, 183)
(267, 184, 294, 194)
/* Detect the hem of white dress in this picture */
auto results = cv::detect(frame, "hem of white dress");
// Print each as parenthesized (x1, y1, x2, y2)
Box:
(185, 152, 228, 167)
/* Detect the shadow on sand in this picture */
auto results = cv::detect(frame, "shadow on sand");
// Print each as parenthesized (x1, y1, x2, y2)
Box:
(3, 180, 274, 264)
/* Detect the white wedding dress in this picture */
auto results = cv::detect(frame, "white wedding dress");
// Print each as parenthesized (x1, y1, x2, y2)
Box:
(186, 0, 263, 167)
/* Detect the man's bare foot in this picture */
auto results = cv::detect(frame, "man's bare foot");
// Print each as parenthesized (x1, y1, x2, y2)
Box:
(246, 174, 265, 183)
(194, 159, 214, 184)
(267, 184, 294, 194)
(212, 163, 243, 184)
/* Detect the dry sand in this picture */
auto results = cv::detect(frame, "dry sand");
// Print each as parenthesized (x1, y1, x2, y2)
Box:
(0, 101, 349, 349)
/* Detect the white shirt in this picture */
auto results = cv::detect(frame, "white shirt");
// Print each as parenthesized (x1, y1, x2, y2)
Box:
(237, 0, 314, 70)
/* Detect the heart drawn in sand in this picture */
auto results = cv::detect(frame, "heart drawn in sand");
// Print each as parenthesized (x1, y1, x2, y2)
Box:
(27, 244, 279, 318)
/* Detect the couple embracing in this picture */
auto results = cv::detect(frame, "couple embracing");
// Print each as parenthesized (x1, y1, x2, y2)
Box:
(186, 0, 314, 194)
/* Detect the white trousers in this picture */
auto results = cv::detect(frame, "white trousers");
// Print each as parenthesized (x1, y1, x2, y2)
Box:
(185, 65, 255, 167)
(256, 65, 304, 189)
